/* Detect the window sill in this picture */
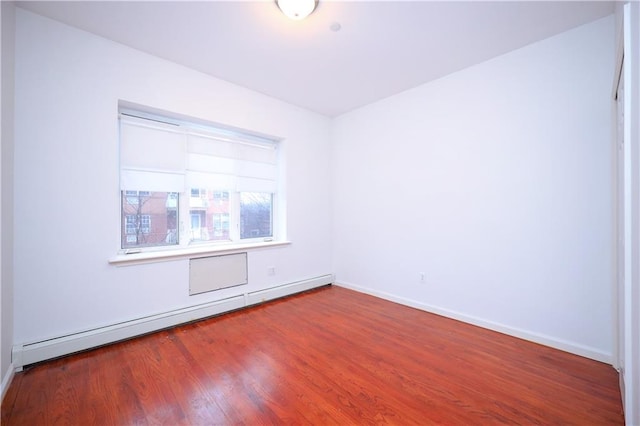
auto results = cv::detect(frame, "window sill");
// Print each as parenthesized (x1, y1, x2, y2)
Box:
(109, 240, 291, 267)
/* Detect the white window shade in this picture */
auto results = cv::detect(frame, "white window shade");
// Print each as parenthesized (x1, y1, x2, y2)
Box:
(187, 133, 276, 164)
(186, 133, 277, 193)
(119, 113, 278, 193)
(187, 172, 234, 190)
(235, 160, 277, 192)
(120, 119, 186, 171)
(121, 170, 185, 192)
(236, 160, 277, 180)
(187, 154, 235, 174)
(237, 176, 277, 193)
(187, 135, 236, 158)
(120, 116, 186, 191)
(236, 143, 277, 164)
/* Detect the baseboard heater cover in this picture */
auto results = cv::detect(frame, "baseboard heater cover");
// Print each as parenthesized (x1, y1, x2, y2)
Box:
(246, 276, 332, 305)
(190, 253, 248, 295)
(12, 274, 333, 369)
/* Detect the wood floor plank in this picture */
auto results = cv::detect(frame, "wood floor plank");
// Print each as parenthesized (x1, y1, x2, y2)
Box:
(1, 285, 624, 425)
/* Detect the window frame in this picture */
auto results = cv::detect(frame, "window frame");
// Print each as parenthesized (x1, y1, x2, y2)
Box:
(116, 107, 285, 262)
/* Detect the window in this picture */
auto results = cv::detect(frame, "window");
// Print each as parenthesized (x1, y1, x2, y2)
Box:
(213, 191, 229, 204)
(191, 188, 206, 198)
(125, 190, 150, 205)
(121, 192, 178, 248)
(119, 109, 280, 251)
(240, 192, 272, 239)
(125, 214, 150, 238)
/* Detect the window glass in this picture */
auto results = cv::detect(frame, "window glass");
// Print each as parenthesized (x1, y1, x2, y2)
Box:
(240, 192, 273, 239)
(213, 213, 230, 239)
(121, 191, 179, 248)
(188, 189, 231, 242)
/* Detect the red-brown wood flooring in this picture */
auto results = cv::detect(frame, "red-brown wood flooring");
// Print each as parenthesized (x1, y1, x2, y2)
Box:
(1, 285, 624, 425)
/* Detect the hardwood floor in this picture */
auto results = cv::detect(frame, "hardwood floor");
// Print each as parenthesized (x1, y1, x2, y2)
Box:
(2, 285, 624, 425)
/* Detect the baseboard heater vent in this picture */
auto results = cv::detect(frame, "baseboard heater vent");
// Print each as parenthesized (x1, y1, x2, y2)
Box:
(12, 274, 333, 369)
(189, 252, 248, 295)
(246, 276, 332, 305)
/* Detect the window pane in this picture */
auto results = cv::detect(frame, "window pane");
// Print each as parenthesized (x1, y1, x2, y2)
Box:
(121, 191, 179, 248)
(189, 189, 230, 242)
(240, 192, 272, 239)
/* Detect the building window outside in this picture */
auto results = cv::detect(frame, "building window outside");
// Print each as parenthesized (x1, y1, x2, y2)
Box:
(124, 214, 150, 244)
(191, 188, 206, 199)
(213, 191, 229, 203)
(188, 188, 230, 243)
(190, 210, 207, 241)
(125, 190, 150, 205)
(213, 212, 230, 239)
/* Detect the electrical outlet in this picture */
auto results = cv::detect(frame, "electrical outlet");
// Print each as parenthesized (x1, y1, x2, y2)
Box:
(268, 266, 276, 276)
(419, 272, 426, 283)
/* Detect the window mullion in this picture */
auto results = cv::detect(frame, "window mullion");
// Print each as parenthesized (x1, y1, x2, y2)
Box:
(178, 192, 190, 248)
(229, 191, 240, 242)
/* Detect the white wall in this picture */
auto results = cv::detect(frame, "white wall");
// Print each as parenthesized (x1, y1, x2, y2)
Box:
(13, 8, 332, 345)
(333, 16, 615, 361)
(1, 0, 16, 396)
(11, 2, 621, 376)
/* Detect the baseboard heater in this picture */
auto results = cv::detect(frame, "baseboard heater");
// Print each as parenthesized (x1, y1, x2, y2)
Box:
(12, 274, 333, 369)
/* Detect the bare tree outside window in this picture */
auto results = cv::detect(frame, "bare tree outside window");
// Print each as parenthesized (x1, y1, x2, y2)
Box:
(121, 191, 179, 248)
(240, 192, 273, 239)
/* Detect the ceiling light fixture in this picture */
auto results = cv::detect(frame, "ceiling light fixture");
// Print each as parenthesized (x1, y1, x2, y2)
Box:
(276, 0, 318, 20)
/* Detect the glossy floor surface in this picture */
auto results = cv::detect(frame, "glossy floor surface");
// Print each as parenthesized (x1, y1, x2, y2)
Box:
(2, 285, 624, 425)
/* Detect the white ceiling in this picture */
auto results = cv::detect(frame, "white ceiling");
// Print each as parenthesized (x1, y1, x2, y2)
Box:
(17, 1, 615, 117)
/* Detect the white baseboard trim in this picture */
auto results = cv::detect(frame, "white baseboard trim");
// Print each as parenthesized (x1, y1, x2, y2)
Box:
(1, 362, 15, 403)
(12, 274, 334, 369)
(334, 281, 612, 364)
(246, 275, 333, 305)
